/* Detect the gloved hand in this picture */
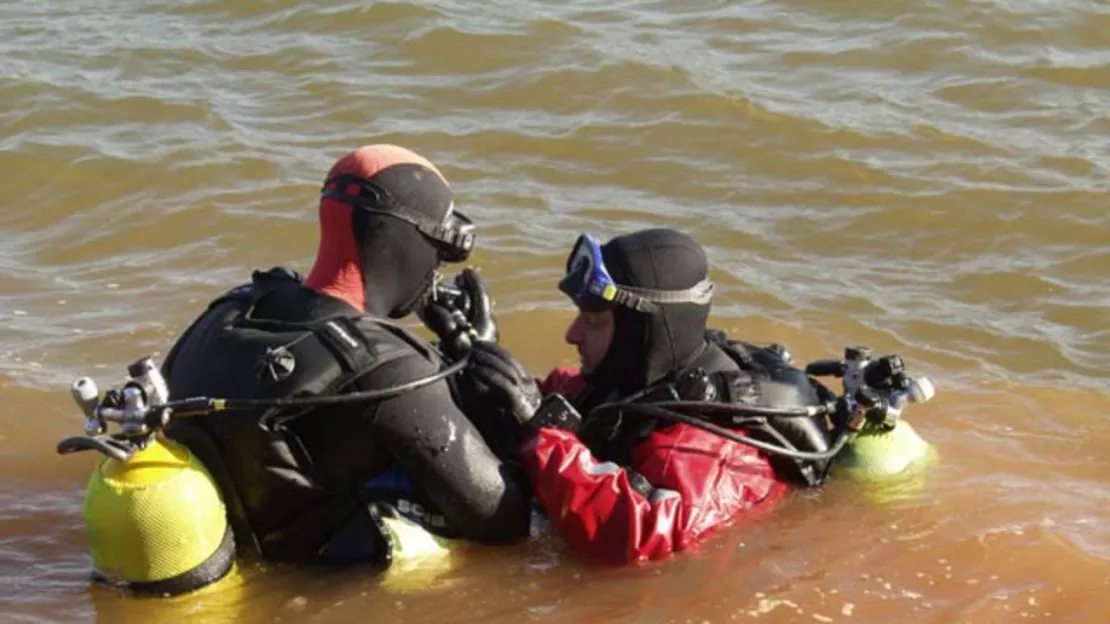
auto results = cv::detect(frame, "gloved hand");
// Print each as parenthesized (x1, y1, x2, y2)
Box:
(420, 301, 471, 360)
(419, 268, 498, 360)
(456, 268, 497, 344)
(461, 341, 542, 428)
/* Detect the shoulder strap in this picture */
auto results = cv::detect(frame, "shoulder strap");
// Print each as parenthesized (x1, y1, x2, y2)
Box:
(706, 329, 799, 374)
(312, 316, 418, 383)
(350, 316, 443, 366)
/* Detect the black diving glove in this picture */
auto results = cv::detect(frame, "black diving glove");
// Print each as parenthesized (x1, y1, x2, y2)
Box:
(456, 268, 497, 344)
(463, 341, 542, 427)
(463, 342, 582, 433)
(419, 268, 498, 359)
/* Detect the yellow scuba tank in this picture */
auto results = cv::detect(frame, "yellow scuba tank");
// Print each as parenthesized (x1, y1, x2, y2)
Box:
(81, 434, 236, 596)
(59, 357, 237, 597)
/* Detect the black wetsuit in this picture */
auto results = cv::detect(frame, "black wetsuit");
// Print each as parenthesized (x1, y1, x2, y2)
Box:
(162, 271, 532, 563)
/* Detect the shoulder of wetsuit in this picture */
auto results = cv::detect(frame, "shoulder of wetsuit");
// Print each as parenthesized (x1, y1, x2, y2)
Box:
(201, 265, 304, 311)
(196, 264, 436, 385)
(705, 328, 838, 403)
(347, 316, 444, 375)
(162, 269, 298, 378)
(705, 328, 787, 373)
(186, 264, 442, 401)
(252, 266, 304, 284)
(705, 329, 825, 399)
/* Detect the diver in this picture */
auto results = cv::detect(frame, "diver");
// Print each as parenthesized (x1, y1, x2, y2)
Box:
(453, 227, 923, 564)
(155, 144, 533, 569)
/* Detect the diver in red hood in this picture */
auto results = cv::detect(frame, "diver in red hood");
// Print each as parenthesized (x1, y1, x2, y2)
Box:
(160, 144, 531, 566)
(457, 228, 836, 564)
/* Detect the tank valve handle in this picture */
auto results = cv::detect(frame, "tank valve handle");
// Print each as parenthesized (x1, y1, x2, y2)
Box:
(57, 435, 134, 462)
(58, 356, 172, 460)
(71, 377, 104, 435)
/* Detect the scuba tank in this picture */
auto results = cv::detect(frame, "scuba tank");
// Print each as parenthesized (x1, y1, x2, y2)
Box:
(58, 357, 237, 597)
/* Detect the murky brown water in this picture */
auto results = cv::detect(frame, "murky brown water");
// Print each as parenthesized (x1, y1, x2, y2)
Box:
(2, 0, 1108, 622)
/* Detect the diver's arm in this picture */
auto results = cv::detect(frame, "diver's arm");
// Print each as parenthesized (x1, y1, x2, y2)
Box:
(365, 355, 532, 544)
(521, 423, 783, 564)
(521, 427, 684, 564)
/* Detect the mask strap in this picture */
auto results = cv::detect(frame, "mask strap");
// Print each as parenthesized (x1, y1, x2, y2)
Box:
(611, 280, 716, 312)
(322, 175, 473, 256)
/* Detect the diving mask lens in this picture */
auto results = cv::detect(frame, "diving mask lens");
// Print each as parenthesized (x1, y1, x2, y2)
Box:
(434, 209, 475, 263)
(558, 234, 617, 309)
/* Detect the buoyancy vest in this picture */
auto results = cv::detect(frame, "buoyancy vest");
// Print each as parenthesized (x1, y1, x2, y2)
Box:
(579, 329, 836, 487)
(161, 267, 443, 561)
(703, 330, 837, 487)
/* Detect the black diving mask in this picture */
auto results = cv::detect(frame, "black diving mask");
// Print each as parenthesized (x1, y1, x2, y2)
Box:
(322, 173, 476, 263)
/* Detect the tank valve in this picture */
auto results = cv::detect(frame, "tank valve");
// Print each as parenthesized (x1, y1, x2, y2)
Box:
(806, 345, 937, 433)
(58, 356, 173, 461)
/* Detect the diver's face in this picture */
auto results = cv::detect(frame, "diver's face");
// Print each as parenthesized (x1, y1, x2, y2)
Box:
(564, 308, 614, 374)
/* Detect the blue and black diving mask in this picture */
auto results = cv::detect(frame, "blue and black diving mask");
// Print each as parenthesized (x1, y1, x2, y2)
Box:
(557, 233, 716, 312)
(323, 173, 476, 263)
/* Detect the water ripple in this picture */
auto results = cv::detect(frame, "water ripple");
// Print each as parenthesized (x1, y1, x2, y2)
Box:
(2, 2, 1110, 621)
